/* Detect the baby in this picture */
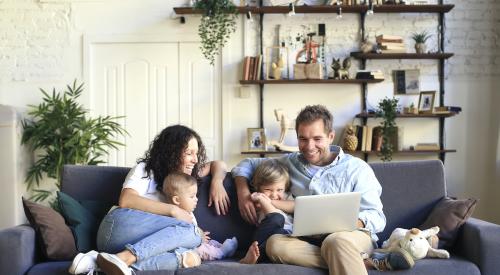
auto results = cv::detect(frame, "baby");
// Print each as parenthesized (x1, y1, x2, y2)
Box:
(239, 159, 294, 264)
(163, 172, 238, 262)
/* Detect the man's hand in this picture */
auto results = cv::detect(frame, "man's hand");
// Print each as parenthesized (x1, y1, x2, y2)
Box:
(357, 219, 365, 229)
(238, 192, 258, 225)
(170, 205, 193, 223)
(208, 179, 230, 215)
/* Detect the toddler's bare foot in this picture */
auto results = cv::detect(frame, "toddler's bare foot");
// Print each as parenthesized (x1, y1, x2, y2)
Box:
(239, 241, 260, 264)
(181, 250, 201, 268)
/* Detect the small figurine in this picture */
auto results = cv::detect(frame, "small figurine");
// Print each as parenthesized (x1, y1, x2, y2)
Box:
(343, 125, 358, 151)
(271, 55, 285, 80)
(330, 57, 351, 79)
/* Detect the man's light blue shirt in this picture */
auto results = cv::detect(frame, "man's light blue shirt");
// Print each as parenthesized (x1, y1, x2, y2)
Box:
(231, 145, 386, 241)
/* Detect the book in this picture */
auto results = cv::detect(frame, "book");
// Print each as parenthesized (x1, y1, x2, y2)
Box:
(380, 49, 407, 53)
(365, 126, 373, 152)
(379, 42, 405, 48)
(415, 143, 439, 150)
(376, 35, 404, 44)
(361, 125, 367, 151)
(242, 56, 251, 80)
(255, 55, 262, 80)
(378, 44, 406, 50)
(248, 57, 255, 81)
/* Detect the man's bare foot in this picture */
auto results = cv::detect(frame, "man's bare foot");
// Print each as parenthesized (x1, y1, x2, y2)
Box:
(239, 241, 260, 264)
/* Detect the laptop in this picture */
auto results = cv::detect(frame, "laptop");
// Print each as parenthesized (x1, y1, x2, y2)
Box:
(291, 192, 361, 237)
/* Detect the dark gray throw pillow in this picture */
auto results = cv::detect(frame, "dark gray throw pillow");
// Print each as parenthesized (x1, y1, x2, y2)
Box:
(419, 197, 477, 249)
(22, 197, 78, 260)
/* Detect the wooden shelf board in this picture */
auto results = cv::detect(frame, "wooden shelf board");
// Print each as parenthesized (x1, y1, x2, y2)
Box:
(241, 150, 292, 155)
(351, 52, 454, 60)
(174, 4, 454, 15)
(240, 79, 384, 85)
(355, 112, 459, 118)
(353, 149, 457, 154)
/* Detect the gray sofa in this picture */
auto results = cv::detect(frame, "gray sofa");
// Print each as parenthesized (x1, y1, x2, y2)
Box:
(1, 160, 499, 275)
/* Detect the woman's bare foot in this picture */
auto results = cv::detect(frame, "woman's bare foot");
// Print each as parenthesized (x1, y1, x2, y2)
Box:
(181, 250, 201, 268)
(239, 241, 260, 264)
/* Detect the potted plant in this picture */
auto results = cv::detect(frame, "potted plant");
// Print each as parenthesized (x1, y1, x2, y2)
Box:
(411, 31, 432, 54)
(194, 0, 237, 65)
(403, 102, 418, 115)
(21, 80, 127, 207)
(376, 97, 399, 162)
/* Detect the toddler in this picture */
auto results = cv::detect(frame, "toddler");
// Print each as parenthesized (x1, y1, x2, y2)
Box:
(163, 172, 238, 262)
(239, 159, 294, 264)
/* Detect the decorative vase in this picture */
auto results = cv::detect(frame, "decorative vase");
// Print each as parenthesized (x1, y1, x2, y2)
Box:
(361, 41, 374, 53)
(415, 43, 427, 54)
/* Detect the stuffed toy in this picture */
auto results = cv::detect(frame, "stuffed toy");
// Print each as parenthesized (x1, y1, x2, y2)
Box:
(382, 226, 450, 260)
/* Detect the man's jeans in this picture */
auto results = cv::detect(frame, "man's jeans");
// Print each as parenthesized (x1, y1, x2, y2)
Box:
(97, 208, 202, 271)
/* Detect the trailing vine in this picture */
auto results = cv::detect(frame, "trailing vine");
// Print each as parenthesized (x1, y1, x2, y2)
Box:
(376, 97, 399, 162)
(194, 0, 237, 65)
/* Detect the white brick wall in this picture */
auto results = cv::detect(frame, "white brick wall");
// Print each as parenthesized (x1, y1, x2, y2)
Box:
(0, 0, 71, 81)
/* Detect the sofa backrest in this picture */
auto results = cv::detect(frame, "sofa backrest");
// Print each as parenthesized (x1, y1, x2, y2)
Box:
(61, 159, 447, 249)
(370, 160, 446, 243)
(60, 165, 255, 251)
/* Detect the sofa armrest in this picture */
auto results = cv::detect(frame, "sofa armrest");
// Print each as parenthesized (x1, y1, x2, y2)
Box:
(0, 225, 37, 275)
(454, 217, 500, 275)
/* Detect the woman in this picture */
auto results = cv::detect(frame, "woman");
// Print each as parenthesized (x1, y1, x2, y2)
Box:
(68, 125, 229, 275)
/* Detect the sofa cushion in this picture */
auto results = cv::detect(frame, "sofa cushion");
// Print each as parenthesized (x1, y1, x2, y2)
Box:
(57, 191, 112, 252)
(22, 198, 77, 261)
(368, 256, 479, 275)
(194, 174, 256, 251)
(419, 197, 477, 249)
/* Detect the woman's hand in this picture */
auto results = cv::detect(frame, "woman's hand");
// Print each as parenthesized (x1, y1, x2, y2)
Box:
(209, 179, 230, 215)
(170, 205, 194, 223)
(202, 231, 211, 243)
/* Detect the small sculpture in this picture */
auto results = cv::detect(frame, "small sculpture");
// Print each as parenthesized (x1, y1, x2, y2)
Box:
(360, 36, 374, 53)
(271, 55, 285, 80)
(343, 125, 358, 151)
(268, 109, 299, 152)
(330, 57, 351, 79)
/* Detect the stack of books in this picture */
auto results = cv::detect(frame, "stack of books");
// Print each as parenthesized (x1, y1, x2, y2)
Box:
(376, 35, 406, 53)
(355, 70, 384, 80)
(242, 55, 262, 81)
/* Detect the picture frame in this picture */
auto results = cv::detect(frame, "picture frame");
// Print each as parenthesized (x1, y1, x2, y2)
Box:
(418, 91, 436, 114)
(393, 69, 420, 95)
(265, 46, 289, 80)
(247, 128, 267, 151)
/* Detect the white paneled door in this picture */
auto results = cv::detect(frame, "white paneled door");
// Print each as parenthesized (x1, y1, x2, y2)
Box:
(88, 40, 221, 167)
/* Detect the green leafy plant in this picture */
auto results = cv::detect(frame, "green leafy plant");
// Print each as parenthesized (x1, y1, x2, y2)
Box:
(194, 0, 237, 65)
(411, 31, 432, 43)
(21, 80, 127, 206)
(376, 97, 399, 162)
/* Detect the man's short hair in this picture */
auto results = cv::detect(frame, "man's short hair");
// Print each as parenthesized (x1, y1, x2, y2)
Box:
(162, 172, 197, 202)
(295, 105, 334, 134)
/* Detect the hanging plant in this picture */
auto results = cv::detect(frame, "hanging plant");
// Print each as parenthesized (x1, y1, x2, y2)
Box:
(21, 80, 127, 207)
(194, 0, 237, 65)
(375, 97, 399, 162)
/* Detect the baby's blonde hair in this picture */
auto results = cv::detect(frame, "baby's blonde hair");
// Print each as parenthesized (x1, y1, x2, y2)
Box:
(252, 159, 290, 192)
(162, 172, 197, 203)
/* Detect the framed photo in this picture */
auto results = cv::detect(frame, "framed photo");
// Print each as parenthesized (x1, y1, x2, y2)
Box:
(393, 69, 420, 95)
(418, 91, 436, 114)
(247, 128, 267, 151)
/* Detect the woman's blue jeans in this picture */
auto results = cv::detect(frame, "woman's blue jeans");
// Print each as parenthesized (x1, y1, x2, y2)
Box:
(96, 208, 202, 271)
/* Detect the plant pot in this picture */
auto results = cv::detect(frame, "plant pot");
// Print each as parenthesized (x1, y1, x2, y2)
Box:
(415, 43, 427, 54)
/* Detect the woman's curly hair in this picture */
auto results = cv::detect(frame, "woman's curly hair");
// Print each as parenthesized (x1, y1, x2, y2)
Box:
(138, 125, 207, 191)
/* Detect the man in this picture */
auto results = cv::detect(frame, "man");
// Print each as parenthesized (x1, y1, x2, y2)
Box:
(232, 105, 414, 275)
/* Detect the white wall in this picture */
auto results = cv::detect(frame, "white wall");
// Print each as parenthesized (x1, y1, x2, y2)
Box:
(0, 0, 499, 224)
